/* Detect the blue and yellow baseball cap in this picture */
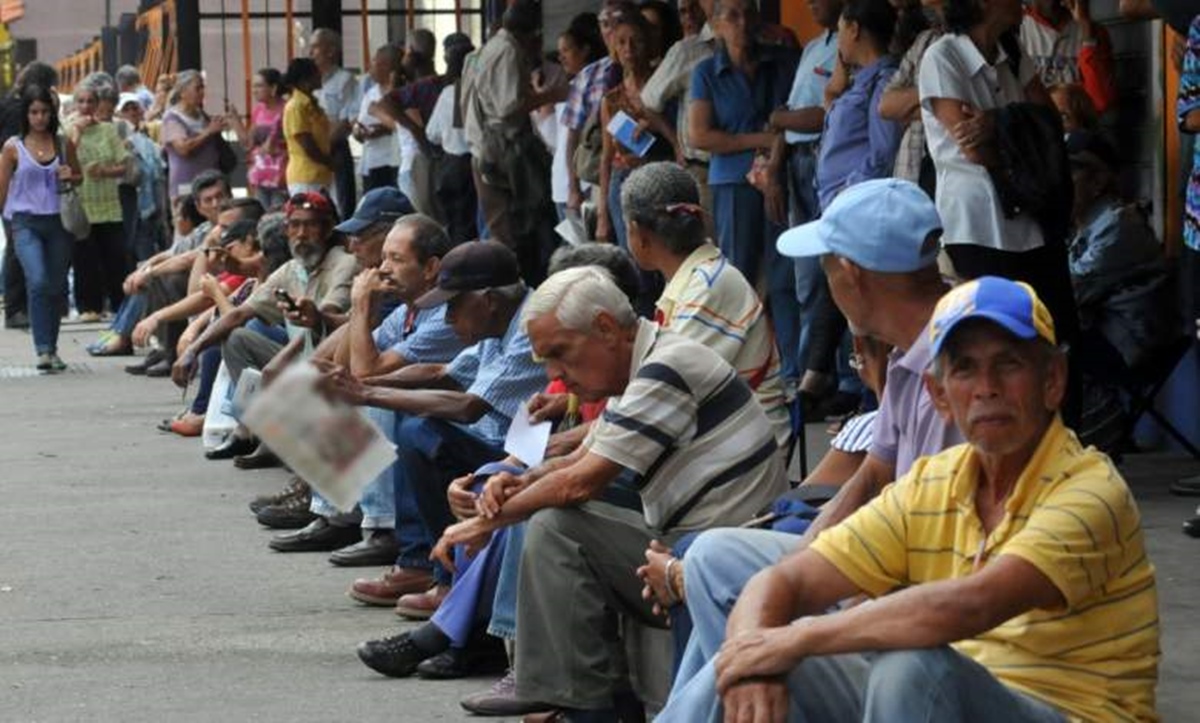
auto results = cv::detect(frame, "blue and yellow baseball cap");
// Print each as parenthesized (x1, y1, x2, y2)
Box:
(776, 178, 942, 273)
(930, 277, 1056, 356)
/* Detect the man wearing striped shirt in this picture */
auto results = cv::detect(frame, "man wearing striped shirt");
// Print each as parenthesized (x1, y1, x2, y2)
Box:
(660, 277, 1159, 723)
(432, 266, 787, 721)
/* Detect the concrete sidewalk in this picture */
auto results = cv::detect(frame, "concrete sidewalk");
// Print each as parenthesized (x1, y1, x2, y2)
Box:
(0, 320, 1198, 722)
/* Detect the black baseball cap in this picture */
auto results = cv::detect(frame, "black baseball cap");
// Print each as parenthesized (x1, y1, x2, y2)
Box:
(414, 241, 522, 309)
(1066, 130, 1119, 171)
(219, 218, 259, 246)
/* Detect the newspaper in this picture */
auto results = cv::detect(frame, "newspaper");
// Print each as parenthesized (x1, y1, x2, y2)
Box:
(243, 364, 396, 512)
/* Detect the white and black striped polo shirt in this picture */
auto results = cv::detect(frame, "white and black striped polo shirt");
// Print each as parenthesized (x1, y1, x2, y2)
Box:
(587, 320, 788, 533)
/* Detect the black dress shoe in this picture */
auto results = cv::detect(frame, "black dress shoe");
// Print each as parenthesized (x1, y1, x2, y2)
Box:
(144, 358, 173, 377)
(357, 632, 435, 678)
(205, 435, 258, 460)
(329, 530, 401, 567)
(415, 641, 508, 680)
(124, 349, 164, 375)
(269, 517, 362, 552)
(234, 444, 282, 470)
(1184, 516, 1200, 538)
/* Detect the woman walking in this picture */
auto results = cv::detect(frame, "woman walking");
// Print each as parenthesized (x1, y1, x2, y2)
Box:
(0, 85, 82, 371)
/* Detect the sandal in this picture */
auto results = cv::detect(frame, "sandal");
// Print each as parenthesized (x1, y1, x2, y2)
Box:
(156, 410, 188, 433)
(169, 416, 205, 437)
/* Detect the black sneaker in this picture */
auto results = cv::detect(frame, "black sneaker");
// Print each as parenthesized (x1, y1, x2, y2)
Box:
(356, 632, 433, 678)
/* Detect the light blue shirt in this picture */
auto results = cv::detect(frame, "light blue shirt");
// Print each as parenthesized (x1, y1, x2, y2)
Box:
(372, 302, 466, 364)
(785, 30, 839, 145)
(445, 294, 547, 447)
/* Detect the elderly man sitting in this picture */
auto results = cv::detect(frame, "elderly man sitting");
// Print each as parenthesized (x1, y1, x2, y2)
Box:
(170, 191, 360, 458)
(657, 277, 1160, 723)
(433, 266, 788, 721)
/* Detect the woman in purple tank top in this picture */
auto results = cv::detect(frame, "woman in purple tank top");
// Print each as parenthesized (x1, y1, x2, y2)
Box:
(0, 85, 82, 371)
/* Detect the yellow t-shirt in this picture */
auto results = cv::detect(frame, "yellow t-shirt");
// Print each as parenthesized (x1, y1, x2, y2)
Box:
(283, 91, 332, 187)
(811, 417, 1160, 723)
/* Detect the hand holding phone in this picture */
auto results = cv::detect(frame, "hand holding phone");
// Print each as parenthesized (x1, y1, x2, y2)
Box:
(274, 288, 300, 312)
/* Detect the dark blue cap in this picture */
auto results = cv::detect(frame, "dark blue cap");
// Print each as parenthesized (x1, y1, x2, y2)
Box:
(334, 187, 414, 236)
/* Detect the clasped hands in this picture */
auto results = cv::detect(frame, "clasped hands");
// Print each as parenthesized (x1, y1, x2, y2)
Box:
(430, 469, 530, 572)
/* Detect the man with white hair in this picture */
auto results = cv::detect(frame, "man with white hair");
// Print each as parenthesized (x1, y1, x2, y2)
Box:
(432, 266, 788, 721)
(309, 28, 360, 218)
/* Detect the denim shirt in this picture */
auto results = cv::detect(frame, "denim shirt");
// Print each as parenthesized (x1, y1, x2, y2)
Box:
(815, 56, 903, 210)
(690, 44, 800, 186)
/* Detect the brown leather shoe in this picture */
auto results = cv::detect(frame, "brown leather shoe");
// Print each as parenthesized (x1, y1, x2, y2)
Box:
(394, 583, 450, 620)
(248, 476, 309, 516)
(348, 567, 435, 607)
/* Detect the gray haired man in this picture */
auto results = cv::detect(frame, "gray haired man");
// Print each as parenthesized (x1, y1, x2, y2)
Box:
(431, 266, 787, 721)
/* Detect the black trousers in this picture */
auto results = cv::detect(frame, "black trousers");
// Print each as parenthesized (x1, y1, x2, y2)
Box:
(73, 221, 128, 314)
(362, 165, 398, 194)
(804, 273, 847, 376)
(945, 240, 1081, 426)
(2, 217, 27, 321)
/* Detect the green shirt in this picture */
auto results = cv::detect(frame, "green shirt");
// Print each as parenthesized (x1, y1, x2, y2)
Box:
(76, 121, 128, 224)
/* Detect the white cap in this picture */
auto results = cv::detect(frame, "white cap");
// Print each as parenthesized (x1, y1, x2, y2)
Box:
(117, 93, 143, 111)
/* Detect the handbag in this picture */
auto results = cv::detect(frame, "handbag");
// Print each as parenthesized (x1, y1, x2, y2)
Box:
(56, 138, 90, 240)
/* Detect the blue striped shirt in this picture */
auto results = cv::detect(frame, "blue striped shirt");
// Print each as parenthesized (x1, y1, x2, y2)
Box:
(445, 293, 547, 447)
(372, 302, 465, 364)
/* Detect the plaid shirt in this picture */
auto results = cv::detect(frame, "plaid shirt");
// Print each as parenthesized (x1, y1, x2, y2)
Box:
(387, 75, 445, 125)
(561, 57, 621, 131)
(886, 27, 943, 183)
(76, 121, 128, 224)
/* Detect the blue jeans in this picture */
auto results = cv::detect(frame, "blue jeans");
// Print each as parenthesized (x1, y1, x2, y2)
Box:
(110, 293, 148, 337)
(189, 346, 223, 415)
(659, 646, 1067, 723)
(487, 519, 527, 640)
(394, 416, 506, 585)
(672, 528, 799, 689)
(11, 213, 72, 354)
(712, 183, 800, 381)
(789, 149, 822, 379)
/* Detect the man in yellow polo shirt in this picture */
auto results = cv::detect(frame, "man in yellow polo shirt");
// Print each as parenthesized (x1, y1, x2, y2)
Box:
(657, 276, 1160, 723)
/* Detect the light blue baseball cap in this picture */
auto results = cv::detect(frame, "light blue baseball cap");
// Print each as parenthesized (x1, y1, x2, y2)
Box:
(776, 178, 942, 273)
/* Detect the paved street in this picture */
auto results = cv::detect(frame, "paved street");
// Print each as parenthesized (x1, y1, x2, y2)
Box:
(2, 320, 1199, 722)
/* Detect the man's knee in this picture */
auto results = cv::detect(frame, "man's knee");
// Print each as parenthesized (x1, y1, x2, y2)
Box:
(683, 528, 767, 605)
(394, 415, 446, 458)
(222, 327, 256, 361)
(867, 647, 961, 702)
(525, 506, 580, 547)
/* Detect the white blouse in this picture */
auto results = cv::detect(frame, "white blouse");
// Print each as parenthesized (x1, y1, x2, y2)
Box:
(919, 33, 1044, 252)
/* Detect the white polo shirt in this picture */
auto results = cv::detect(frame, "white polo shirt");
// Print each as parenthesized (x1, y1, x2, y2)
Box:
(918, 33, 1044, 252)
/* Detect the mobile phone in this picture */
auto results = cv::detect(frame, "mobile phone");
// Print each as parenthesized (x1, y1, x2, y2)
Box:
(274, 288, 299, 312)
